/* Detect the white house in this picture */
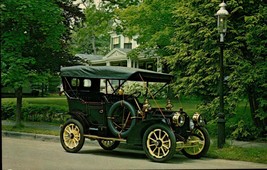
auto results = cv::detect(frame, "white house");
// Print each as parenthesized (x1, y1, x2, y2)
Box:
(76, 33, 163, 72)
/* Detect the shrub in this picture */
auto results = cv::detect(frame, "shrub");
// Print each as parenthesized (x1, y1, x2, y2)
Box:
(230, 120, 261, 141)
(1, 101, 16, 120)
(123, 82, 168, 99)
(1, 101, 68, 123)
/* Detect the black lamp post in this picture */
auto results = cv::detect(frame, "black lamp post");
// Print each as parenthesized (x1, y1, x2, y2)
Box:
(215, 1, 229, 148)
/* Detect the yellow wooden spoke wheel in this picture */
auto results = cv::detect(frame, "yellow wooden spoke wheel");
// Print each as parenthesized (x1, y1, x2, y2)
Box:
(181, 127, 210, 159)
(98, 140, 120, 150)
(60, 119, 85, 153)
(143, 124, 176, 162)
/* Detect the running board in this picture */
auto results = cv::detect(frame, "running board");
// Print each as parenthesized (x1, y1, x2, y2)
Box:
(84, 134, 126, 142)
(176, 140, 203, 150)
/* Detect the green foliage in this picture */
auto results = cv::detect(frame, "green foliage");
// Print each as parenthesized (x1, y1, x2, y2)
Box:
(1, 101, 16, 120)
(1, 101, 68, 123)
(106, 0, 267, 136)
(168, 0, 219, 103)
(230, 120, 261, 141)
(115, 0, 177, 57)
(23, 104, 68, 123)
(123, 82, 168, 99)
(0, 0, 72, 124)
(207, 140, 267, 164)
(70, 4, 111, 55)
(2, 97, 68, 107)
(2, 125, 59, 136)
(1, 0, 66, 89)
(165, 0, 267, 134)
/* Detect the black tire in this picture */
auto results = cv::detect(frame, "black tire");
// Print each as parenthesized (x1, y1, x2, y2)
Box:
(181, 127, 210, 159)
(107, 100, 136, 138)
(98, 140, 120, 150)
(143, 124, 176, 162)
(60, 119, 85, 153)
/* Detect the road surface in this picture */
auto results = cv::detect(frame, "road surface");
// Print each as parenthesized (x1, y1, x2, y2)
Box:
(2, 137, 267, 170)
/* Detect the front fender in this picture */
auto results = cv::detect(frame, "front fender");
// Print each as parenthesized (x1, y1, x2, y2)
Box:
(126, 119, 168, 145)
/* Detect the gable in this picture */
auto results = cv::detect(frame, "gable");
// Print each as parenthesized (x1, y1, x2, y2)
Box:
(104, 48, 129, 61)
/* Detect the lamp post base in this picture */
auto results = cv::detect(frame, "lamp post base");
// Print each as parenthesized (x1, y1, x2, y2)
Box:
(217, 115, 225, 148)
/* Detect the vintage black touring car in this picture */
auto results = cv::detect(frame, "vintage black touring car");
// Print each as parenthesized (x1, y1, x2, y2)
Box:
(60, 66, 210, 162)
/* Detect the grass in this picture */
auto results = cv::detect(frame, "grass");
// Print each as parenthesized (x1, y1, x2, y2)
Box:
(2, 96, 267, 164)
(2, 96, 68, 106)
(2, 96, 199, 116)
(2, 124, 59, 136)
(141, 96, 201, 115)
(207, 140, 267, 164)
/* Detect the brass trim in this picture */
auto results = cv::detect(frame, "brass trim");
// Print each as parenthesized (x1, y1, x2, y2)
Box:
(84, 134, 126, 142)
(176, 140, 203, 150)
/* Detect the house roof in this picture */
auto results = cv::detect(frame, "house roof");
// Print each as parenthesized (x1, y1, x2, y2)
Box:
(60, 65, 173, 83)
(75, 49, 132, 64)
(75, 54, 104, 61)
(104, 48, 131, 60)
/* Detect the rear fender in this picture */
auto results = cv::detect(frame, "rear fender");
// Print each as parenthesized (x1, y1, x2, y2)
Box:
(67, 111, 90, 132)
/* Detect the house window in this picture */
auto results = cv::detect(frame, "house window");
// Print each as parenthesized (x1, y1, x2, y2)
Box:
(124, 43, 132, 49)
(112, 36, 120, 48)
(124, 37, 132, 49)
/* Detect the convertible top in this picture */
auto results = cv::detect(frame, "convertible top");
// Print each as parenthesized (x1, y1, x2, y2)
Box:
(60, 66, 173, 83)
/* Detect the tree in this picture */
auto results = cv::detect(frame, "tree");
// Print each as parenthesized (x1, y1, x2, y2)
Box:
(115, 0, 177, 58)
(226, 0, 267, 133)
(70, 0, 142, 56)
(70, 4, 111, 55)
(115, 0, 266, 136)
(169, 0, 266, 135)
(1, 0, 66, 126)
(54, 0, 87, 67)
(167, 0, 220, 109)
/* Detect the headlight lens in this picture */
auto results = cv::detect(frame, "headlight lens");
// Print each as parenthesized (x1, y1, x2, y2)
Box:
(190, 119, 194, 130)
(172, 112, 185, 127)
(192, 112, 204, 125)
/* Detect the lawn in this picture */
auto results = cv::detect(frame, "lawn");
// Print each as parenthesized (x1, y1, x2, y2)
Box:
(2, 96, 200, 114)
(2, 96, 68, 106)
(140, 96, 201, 115)
(207, 139, 267, 164)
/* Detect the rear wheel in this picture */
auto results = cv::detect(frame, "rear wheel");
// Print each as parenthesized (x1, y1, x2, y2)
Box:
(181, 127, 210, 159)
(98, 140, 120, 150)
(143, 124, 176, 162)
(60, 119, 85, 153)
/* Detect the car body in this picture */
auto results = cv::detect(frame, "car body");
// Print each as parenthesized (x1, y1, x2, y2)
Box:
(60, 65, 210, 162)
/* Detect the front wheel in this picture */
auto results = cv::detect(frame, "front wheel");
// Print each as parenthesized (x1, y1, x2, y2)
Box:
(143, 124, 176, 162)
(98, 140, 120, 150)
(181, 127, 210, 159)
(60, 119, 85, 153)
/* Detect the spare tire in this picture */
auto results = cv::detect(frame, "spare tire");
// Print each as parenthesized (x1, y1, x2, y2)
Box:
(107, 100, 136, 138)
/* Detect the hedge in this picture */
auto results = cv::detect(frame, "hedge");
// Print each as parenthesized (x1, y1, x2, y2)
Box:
(1, 101, 68, 123)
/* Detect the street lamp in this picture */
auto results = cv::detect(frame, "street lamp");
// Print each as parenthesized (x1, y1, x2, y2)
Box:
(215, 1, 229, 148)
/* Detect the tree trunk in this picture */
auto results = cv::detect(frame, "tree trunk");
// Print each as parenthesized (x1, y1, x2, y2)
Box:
(15, 86, 23, 127)
(92, 35, 96, 55)
(247, 85, 265, 133)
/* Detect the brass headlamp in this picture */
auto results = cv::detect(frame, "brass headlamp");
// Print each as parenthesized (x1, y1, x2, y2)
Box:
(192, 112, 204, 125)
(172, 112, 185, 127)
